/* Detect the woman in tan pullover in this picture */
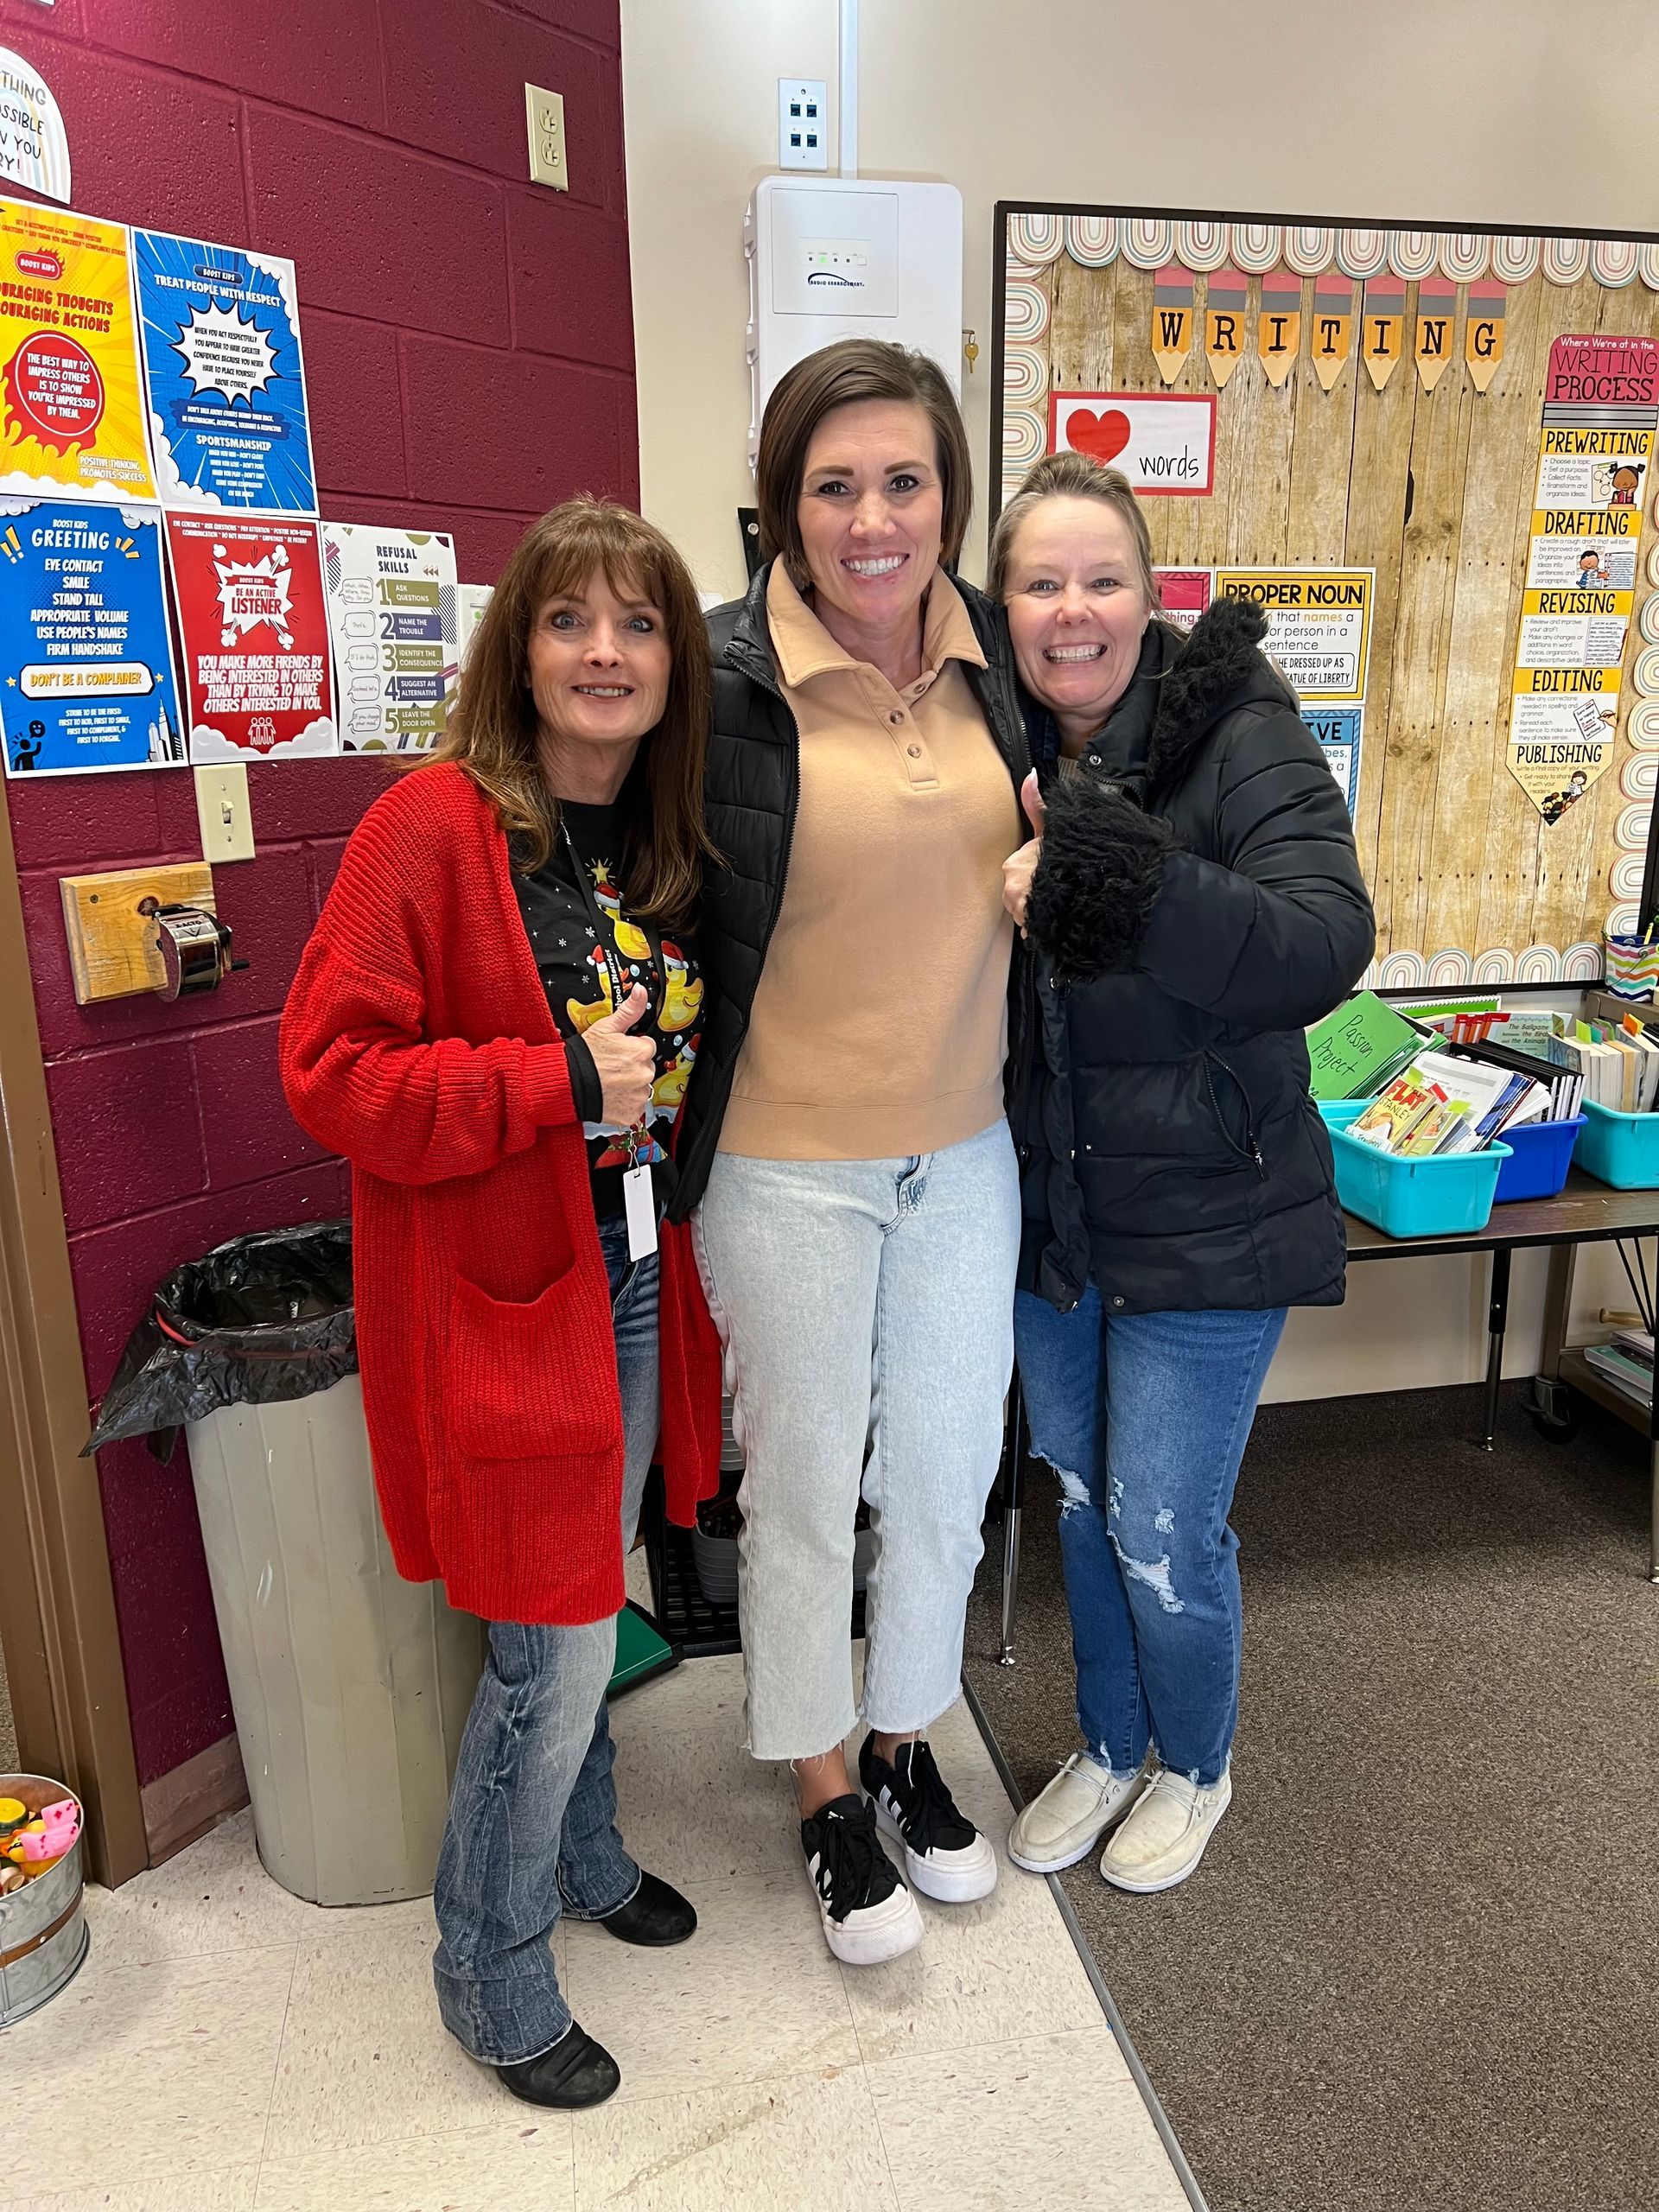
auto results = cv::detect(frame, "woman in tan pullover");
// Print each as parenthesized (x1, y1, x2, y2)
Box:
(669, 341, 1031, 1965)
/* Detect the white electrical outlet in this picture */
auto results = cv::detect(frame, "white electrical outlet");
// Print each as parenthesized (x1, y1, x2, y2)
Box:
(525, 83, 568, 192)
(778, 79, 828, 171)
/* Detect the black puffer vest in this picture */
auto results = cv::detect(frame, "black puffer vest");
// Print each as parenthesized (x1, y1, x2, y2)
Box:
(1017, 597, 1375, 1316)
(669, 560, 1032, 1221)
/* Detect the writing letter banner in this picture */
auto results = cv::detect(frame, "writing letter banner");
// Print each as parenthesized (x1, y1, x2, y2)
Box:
(1203, 267, 1247, 390)
(1150, 264, 1193, 385)
(1465, 280, 1506, 393)
(1311, 273, 1354, 391)
(1361, 276, 1405, 392)
(1414, 275, 1458, 392)
(1257, 269, 1301, 389)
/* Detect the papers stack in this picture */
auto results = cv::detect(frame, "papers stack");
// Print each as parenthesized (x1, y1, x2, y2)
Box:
(1349, 1054, 1548, 1157)
(1547, 1014, 1659, 1113)
(1582, 1330, 1654, 1411)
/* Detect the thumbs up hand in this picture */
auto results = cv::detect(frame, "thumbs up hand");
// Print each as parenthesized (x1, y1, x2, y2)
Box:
(1002, 771, 1046, 933)
(584, 985, 656, 1123)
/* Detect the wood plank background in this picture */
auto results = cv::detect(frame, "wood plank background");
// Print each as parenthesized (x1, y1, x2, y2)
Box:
(1001, 225, 1659, 981)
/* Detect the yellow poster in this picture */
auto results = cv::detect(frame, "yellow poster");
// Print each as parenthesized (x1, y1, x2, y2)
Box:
(0, 196, 153, 501)
(1507, 665, 1620, 818)
(1212, 568, 1373, 702)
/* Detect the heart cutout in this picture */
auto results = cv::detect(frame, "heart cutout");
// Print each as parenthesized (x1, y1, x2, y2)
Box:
(1065, 407, 1132, 464)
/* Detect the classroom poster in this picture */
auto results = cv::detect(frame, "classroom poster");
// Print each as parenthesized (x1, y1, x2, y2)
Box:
(0, 197, 154, 502)
(0, 497, 184, 776)
(321, 522, 458, 752)
(1211, 568, 1373, 702)
(1301, 703, 1363, 817)
(166, 513, 336, 760)
(132, 230, 317, 514)
(1153, 567, 1212, 633)
(1507, 335, 1659, 819)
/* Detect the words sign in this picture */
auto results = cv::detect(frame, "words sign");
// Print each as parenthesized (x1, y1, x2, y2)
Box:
(1048, 391, 1215, 496)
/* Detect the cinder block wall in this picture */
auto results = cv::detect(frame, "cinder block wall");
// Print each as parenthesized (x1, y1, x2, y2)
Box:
(0, 0, 637, 1791)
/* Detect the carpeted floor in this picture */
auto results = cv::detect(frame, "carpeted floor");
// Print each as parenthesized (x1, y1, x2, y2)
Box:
(964, 1381, 1659, 2212)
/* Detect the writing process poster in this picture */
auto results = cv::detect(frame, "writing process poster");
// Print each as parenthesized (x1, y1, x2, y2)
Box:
(166, 514, 336, 760)
(321, 522, 457, 752)
(0, 497, 184, 776)
(0, 196, 154, 501)
(133, 230, 317, 514)
(1212, 569, 1373, 702)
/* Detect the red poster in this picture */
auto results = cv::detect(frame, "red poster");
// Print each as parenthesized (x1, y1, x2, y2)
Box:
(1546, 334, 1659, 410)
(165, 514, 338, 760)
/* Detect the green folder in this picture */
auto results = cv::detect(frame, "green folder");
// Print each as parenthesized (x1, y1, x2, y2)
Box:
(1305, 991, 1430, 1101)
(608, 1600, 677, 1696)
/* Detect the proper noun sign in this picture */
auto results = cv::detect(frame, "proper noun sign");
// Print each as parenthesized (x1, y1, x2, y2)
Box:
(1048, 391, 1215, 496)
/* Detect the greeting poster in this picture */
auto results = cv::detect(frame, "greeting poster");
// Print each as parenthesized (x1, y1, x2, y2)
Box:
(133, 230, 317, 513)
(0, 196, 154, 501)
(0, 497, 184, 776)
(166, 513, 336, 760)
(321, 522, 458, 752)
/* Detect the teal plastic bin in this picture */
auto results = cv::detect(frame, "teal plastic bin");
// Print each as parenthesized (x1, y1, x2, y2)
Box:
(1331, 1128, 1511, 1236)
(1577, 1100, 1659, 1189)
(1317, 1098, 1367, 1130)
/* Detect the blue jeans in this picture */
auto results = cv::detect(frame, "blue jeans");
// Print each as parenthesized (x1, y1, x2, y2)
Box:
(433, 1217, 659, 2065)
(1013, 1292, 1286, 1788)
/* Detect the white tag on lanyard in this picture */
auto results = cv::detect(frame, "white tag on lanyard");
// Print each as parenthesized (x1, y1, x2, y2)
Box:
(623, 1162, 658, 1261)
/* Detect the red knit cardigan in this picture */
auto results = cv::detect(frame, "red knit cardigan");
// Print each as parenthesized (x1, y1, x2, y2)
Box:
(279, 762, 721, 1626)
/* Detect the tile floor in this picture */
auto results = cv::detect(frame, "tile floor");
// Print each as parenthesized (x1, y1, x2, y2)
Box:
(12, 1655, 1190, 2212)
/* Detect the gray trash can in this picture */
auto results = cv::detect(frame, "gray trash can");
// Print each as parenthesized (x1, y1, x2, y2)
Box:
(86, 1223, 483, 1907)
(186, 1376, 483, 1906)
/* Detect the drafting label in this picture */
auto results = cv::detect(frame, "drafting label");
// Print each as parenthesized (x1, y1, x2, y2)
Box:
(167, 513, 337, 760)
(1211, 568, 1373, 701)
(321, 523, 458, 752)
(0, 196, 154, 501)
(134, 230, 317, 514)
(0, 497, 184, 775)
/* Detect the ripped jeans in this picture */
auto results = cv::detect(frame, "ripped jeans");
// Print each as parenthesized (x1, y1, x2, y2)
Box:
(1013, 1292, 1286, 1787)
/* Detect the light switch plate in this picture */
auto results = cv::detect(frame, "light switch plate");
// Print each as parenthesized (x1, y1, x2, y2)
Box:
(195, 761, 255, 862)
(525, 83, 568, 191)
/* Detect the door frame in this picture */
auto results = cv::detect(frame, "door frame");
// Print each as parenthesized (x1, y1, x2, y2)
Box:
(0, 791, 146, 1888)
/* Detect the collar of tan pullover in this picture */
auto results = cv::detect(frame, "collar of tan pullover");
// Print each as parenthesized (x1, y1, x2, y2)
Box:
(716, 563, 1019, 1162)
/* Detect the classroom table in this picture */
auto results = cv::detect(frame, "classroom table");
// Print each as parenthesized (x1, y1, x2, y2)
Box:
(993, 1171, 1659, 1668)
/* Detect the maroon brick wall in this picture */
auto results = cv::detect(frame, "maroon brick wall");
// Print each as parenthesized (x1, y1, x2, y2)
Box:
(0, 0, 637, 1787)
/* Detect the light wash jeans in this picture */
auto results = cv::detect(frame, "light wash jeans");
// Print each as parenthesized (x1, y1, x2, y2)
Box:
(432, 1217, 658, 2066)
(1013, 1291, 1286, 1788)
(695, 1119, 1020, 1760)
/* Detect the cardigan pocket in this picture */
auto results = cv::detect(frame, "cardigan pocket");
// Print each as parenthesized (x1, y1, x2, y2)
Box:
(448, 1262, 613, 1461)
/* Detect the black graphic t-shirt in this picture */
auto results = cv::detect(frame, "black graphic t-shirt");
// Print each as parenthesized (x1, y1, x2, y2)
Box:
(512, 798, 704, 1218)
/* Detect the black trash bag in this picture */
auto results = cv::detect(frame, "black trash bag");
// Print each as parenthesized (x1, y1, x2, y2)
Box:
(84, 1220, 357, 1465)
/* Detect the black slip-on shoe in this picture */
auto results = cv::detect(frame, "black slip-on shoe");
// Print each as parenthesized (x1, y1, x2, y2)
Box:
(495, 2020, 620, 2109)
(595, 1868, 697, 1947)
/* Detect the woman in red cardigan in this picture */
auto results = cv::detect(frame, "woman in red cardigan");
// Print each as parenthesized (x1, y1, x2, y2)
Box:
(281, 499, 721, 2111)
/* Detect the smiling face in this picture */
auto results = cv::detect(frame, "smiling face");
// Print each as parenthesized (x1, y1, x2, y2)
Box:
(794, 398, 944, 647)
(527, 564, 671, 788)
(1002, 496, 1153, 744)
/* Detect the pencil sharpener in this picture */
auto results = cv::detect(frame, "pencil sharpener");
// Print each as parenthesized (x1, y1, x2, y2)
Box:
(143, 901, 247, 1001)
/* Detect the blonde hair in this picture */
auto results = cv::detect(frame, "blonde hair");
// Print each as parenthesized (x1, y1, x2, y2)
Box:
(987, 451, 1161, 609)
(423, 499, 716, 927)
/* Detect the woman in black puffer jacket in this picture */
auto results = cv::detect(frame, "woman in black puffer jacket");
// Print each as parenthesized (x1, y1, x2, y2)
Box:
(993, 453, 1374, 1896)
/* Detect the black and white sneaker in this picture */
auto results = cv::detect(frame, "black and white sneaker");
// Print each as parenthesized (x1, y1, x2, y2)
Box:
(800, 1793, 924, 1966)
(860, 1734, 998, 1904)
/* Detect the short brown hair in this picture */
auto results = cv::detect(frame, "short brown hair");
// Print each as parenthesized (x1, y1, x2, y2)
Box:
(987, 451, 1161, 609)
(755, 340, 973, 587)
(425, 498, 716, 928)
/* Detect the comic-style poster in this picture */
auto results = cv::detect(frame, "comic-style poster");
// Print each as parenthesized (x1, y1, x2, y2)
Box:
(0, 497, 184, 776)
(132, 231, 316, 514)
(0, 197, 154, 502)
(321, 523, 458, 752)
(166, 513, 336, 760)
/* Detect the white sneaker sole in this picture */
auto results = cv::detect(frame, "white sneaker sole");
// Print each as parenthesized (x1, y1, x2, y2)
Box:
(873, 1798, 998, 1903)
(815, 1876, 925, 1967)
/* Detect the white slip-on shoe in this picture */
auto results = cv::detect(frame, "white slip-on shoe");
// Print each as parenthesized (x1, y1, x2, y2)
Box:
(1099, 1764, 1232, 1893)
(1007, 1751, 1151, 1875)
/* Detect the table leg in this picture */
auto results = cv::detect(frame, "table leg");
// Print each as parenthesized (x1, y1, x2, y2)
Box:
(1648, 1379, 1659, 1587)
(1480, 1246, 1511, 1452)
(1538, 1241, 1577, 1382)
(998, 1374, 1026, 1668)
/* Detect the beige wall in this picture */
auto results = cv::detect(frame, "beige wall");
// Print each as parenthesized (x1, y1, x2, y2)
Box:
(619, 0, 1656, 1396)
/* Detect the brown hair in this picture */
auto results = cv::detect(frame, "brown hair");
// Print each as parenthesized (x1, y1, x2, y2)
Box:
(424, 498, 716, 927)
(987, 451, 1162, 609)
(755, 340, 974, 588)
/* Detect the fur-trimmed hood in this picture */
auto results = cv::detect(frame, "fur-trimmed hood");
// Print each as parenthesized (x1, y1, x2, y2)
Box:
(1141, 594, 1293, 799)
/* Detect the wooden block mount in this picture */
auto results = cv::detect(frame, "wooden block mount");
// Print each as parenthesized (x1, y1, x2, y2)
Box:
(60, 864, 216, 1006)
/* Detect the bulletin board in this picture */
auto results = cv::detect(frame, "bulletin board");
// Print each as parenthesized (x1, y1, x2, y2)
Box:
(991, 205, 1659, 989)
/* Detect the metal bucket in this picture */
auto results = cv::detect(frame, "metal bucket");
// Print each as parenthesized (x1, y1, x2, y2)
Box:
(0, 1776, 89, 2028)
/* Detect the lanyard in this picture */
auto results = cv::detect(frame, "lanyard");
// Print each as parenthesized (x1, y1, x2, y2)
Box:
(560, 818, 663, 1167)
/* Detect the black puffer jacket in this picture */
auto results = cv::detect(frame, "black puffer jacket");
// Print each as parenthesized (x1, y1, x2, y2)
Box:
(1018, 596, 1374, 1316)
(669, 560, 1032, 1221)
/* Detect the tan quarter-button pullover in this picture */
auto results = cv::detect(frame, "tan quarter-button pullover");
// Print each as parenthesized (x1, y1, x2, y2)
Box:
(717, 564, 1020, 1161)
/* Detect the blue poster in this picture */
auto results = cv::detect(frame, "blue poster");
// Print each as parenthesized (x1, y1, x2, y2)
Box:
(1301, 704, 1363, 819)
(132, 229, 317, 515)
(0, 498, 186, 776)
